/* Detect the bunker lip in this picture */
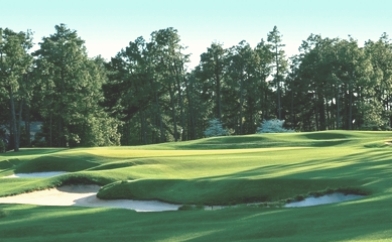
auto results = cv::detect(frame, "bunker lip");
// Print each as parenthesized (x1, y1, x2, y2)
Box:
(285, 192, 365, 208)
(0, 186, 366, 211)
(0, 172, 182, 212)
(3, 171, 68, 178)
(0, 185, 181, 212)
(0, 172, 366, 210)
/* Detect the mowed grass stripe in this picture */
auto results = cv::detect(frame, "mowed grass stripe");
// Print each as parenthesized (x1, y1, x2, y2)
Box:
(0, 130, 392, 241)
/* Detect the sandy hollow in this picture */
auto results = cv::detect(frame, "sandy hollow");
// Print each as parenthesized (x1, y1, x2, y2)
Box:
(3, 171, 68, 178)
(0, 185, 180, 212)
(284, 193, 364, 208)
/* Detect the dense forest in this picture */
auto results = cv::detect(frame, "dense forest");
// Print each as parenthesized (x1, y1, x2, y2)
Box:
(1, 24, 392, 151)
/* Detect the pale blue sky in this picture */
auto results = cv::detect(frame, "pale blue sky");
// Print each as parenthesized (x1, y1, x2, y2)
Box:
(2, 0, 391, 69)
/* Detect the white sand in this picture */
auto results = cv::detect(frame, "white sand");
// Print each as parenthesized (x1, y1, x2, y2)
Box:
(0, 185, 180, 212)
(0, 185, 364, 211)
(285, 193, 364, 208)
(3, 171, 68, 178)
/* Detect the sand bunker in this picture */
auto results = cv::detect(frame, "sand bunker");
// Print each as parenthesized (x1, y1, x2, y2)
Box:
(285, 193, 364, 208)
(2, 173, 364, 210)
(0, 185, 180, 212)
(4, 171, 68, 178)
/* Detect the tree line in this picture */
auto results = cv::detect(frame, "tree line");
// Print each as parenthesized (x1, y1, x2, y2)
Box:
(1, 24, 392, 151)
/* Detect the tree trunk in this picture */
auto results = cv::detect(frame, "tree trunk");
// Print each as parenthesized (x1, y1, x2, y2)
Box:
(25, 103, 31, 147)
(315, 108, 319, 131)
(49, 112, 53, 147)
(348, 80, 353, 130)
(8, 89, 19, 152)
(239, 75, 244, 135)
(186, 106, 194, 140)
(17, 99, 23, 148)
(60, 65, 66, 147)
(168, 82, 178, 141)
(259, 74, 265, 121)
(264, 84, 269, 119)
(175, 73, 185, 141)
(336, 86, 340, 129)
(184, 76, 196, 140)
(215, 69, 222, 120)
(58, 117, 64, 147)
(149, 78, 164, 143)
(318, 93, 326, 130)
(275, 46, 281, 120)
(291, 89, 294, 127)
(140, 110, 147, 144)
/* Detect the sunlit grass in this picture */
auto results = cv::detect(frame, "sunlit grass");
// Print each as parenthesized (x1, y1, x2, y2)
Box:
(0, 130, 392, 241)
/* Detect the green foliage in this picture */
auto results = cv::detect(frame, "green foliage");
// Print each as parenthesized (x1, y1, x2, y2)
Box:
(257, 119, 294, 133)
(289, 34, 383, 131)
(198, 42, 226, 120)
(70, 114, 122, 147)
(268, 26, 287, 120)
(2, 24, 392, 148)
(0, 28, 33, 151)
(203, 118, 228, 137)
(104, 29, 190, 144)
(358, 101, 384, 130)
(0, 139, 5, 153)
(33, 25, 120, 147)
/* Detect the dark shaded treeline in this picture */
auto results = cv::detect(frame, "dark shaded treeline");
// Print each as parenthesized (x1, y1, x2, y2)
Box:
(1, 24, 392, 150)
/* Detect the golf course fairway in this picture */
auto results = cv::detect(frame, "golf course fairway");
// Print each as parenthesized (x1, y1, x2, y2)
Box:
(0, 131, 392, 241)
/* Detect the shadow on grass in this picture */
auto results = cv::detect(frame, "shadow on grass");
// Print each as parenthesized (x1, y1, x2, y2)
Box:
(205, 148, 392, 183)
(0, 148, 67, 157)
(1, 198, 392, 242)
(85, 158, 160, 171)
(13, 153, 114, 173)
(0, 159, 21, 170)
(300, 132, 351, 140)
(177, 139, 351, 149)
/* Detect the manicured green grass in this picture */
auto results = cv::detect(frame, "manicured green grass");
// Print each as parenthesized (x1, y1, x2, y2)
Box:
(1, 130, 392, 241)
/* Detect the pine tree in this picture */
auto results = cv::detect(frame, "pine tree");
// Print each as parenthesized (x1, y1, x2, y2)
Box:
(0, 28, 33, 151)
(34, 24, 120, 147)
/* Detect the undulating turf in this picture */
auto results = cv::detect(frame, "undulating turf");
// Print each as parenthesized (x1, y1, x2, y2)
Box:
(1, 130, 392, 241)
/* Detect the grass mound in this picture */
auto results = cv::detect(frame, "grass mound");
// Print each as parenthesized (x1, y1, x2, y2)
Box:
(0, 158, 20, 170)
(0, 209, 7, 218)
(13, 153, 107, 173)
(144, 130, 392, 149)
(0, 148, 66, 157)
(0, 171, 116, 197)
(97, 178, 365, 205)
(85, 158, 159, 171)
(300, 131, 351, 140)
(1, 130, 392, 241)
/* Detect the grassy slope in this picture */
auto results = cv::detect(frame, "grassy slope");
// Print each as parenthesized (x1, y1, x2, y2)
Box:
(0, 130, 392, 241)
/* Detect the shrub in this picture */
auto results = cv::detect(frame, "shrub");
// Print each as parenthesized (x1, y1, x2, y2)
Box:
(0, 139, 5, 153)
(69, 114, 122, 147)
(204, 119, 228, 137)
(257, 119, 294, 133)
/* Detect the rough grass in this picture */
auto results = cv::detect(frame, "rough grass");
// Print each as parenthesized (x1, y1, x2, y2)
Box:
(1, 130, 392, 241)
